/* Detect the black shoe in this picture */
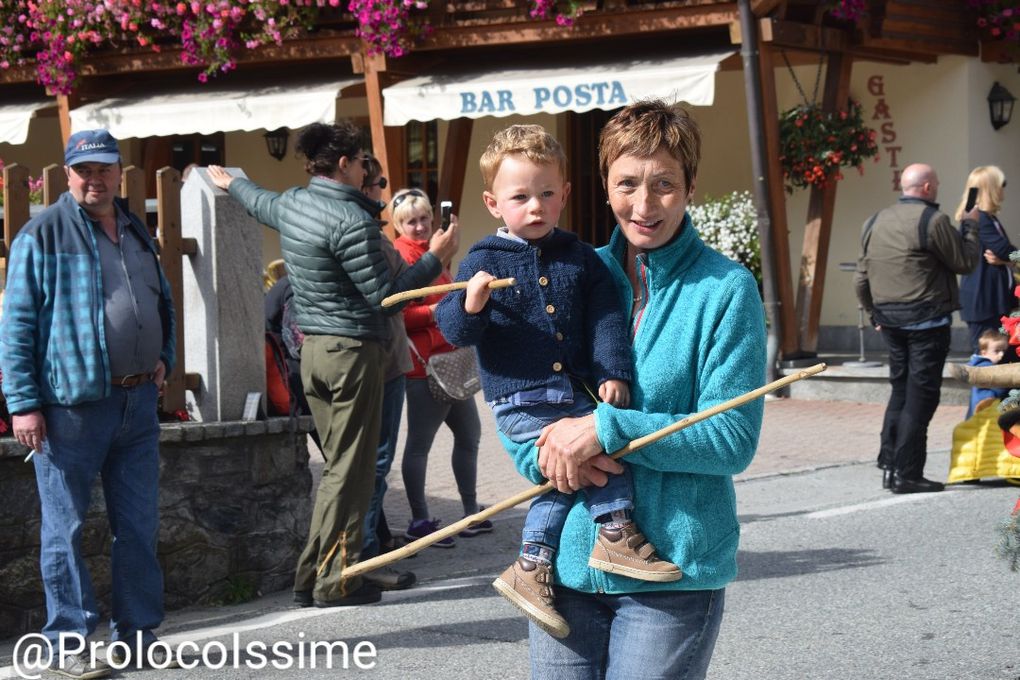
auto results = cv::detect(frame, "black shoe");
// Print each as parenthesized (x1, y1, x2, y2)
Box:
(314, 582, 382, 607)
(293, 589, 313, 607)
(882, 469, 894, 490)
(890, 475, 945, 494)
(363, 566, 417, 591)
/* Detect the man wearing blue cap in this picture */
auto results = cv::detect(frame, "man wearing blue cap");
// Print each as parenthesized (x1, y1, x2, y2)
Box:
(0, 129, 178, 678)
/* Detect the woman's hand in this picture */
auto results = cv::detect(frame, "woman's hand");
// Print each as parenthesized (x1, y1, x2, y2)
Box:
(536, 414, 623, 492)
(428, 214, 459, 263)
(984, 248, 1010, 266)
(207, 165, 234, 191)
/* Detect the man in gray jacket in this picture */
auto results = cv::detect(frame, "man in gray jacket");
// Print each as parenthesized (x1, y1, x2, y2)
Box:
(855, 163, 980, 494)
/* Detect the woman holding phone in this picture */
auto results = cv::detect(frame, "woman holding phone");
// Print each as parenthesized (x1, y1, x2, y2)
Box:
(391, 189, 489, 548)
(957, 166, 1014, 352)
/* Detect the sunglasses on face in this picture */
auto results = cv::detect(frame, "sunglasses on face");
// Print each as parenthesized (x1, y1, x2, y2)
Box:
(364, 176, 388, 190)
(391, 189, 426, 209)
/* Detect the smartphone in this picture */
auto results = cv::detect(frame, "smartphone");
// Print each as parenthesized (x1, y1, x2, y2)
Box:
(965, 187, 979, 212)
(440, 201, 453, 230)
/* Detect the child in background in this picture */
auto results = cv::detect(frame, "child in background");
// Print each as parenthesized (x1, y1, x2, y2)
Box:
(966, 329, 1012, 419)
(435, 124, 680, 640)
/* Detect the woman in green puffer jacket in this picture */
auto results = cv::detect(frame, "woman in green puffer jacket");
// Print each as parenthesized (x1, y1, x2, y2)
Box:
(208, 121, 458, 607)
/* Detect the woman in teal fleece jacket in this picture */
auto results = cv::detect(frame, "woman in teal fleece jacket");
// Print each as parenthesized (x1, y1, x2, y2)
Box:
(504, 101, 766, 679)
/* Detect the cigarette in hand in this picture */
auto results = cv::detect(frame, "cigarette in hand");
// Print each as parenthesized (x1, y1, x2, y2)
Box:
(24, 450, 35, 463)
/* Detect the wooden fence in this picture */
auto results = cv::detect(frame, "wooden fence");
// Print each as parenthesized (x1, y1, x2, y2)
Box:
(1, 163, 199, 415)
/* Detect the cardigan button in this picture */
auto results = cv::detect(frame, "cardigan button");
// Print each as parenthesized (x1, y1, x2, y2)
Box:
(555, 332, 564, 341)
(539, 276, 549, 286)
(552, 362, 563, 372)
(545, 304, 556, 314)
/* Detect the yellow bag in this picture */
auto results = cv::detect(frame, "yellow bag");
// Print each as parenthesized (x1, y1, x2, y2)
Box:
(948, 399, 1020, 483)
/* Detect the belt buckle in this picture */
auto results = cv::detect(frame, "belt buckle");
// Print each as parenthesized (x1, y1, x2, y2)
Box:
(119, 373, 140, 387)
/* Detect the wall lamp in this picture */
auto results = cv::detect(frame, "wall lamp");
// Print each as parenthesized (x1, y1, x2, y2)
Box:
(988, 82, 1016, 131)
(264, 128, 290, 161)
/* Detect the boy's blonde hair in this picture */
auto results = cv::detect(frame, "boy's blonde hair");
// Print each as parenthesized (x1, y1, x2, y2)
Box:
(390, 188, 433, 232)
(979, 328, 1009, 353)
(479, 124, 567, 190)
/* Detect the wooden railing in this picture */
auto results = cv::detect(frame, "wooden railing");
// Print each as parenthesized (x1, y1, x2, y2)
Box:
(1, 163, 199, 415)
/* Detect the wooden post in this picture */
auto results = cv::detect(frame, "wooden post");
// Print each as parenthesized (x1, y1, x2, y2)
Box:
(42, 164, 67, 206)
(2, 164, 31, 267)
(437, 117, 473, 211)
(55, 93, 80, 148)
(362, 52, 393, 209)
(156, 167, 187, 414)
(120, 166, 147, 232)
(756, 40, 800, 359)
(795, 51, 853, 355)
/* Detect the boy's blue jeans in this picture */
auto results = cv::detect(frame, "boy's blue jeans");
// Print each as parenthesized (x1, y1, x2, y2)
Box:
(35, 382, 164, 645)
(494, 397, 634, 550)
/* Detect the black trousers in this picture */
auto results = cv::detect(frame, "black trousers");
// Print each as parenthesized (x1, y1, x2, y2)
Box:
(878, 325, 951, 479)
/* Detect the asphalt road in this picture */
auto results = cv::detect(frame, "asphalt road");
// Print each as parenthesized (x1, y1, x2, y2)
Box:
(3, 450, 1016, 680)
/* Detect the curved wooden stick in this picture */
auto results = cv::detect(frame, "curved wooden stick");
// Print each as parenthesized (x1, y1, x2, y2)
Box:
(342, 363, 827, 580)
(382, 277, 517, 308)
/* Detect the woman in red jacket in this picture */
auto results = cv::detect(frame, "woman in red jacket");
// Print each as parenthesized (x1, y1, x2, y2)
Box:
(392, 189, 489, 547)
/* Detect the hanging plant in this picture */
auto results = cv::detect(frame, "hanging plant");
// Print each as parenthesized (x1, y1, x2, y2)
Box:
(824, 0, 868, 22)
(529, 0, 585, 26)
(779, 100, 879, 193)
(347, 0, 432, 58)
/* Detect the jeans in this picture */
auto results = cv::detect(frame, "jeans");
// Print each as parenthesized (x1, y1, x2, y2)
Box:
(529, 587, 725, 680)
(35, 382, 163, 645)
(878, 325, 951, 478)
(496, 395, 633, 549)
(362, 375, 405, 559)
(523, 469, 634, 549)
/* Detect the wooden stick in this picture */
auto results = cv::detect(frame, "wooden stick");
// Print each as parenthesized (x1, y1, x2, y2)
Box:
(342, 363, 827, 580)
(381, 277, 517, 308)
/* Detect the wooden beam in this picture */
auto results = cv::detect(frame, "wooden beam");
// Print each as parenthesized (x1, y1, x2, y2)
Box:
(750, 0, 785, 15)
(120, 166, 146, 226)
(755, 41, 799, 358)
(2, 164, 30, 263)
(417, 4, 740, 50)
(752, 18, 850, 53)
(437, 118, 473, 216)
(42, 164, 67, 206)
(794, 49, 853, 355)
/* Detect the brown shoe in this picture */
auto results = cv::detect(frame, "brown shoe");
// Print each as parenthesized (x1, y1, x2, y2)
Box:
(589, 523, 682, 582)
(492, 557, 570, 639)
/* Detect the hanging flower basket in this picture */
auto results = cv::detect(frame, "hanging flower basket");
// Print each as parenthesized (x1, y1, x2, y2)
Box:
(778, 99, 879, 193)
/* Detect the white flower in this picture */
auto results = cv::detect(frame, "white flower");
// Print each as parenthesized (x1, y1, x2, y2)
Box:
(688, 191, 761, 284)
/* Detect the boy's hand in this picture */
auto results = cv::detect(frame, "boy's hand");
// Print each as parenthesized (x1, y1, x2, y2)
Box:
(428, 214, 459, 263)
(599, 379, 630, 408)
(464, 270, 496, 314)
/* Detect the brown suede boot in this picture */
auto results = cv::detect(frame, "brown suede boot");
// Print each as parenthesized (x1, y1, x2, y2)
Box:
(492, 557, 570, 639)
(589, 523, 682, 582)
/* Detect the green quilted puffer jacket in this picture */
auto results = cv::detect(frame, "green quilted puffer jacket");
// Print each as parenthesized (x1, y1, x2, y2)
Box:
(229, 176, 441, 341)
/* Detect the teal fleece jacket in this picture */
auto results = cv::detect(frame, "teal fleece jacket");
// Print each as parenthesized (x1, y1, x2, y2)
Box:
(502, 217, 766, 594)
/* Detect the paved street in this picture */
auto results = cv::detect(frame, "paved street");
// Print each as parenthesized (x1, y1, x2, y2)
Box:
(3, 394, 1018, 679)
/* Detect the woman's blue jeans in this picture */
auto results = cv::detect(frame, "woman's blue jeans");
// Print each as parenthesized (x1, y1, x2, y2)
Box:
(35, 382, 164, 645)
(361, 375, 405, 559)
(529, 587, 725, 680)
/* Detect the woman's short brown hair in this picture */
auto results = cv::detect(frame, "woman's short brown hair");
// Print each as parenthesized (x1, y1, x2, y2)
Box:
(598, 100, 702, 189)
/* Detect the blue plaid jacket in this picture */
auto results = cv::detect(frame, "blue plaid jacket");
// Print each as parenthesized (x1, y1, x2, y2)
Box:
(1, 192, 176, 414)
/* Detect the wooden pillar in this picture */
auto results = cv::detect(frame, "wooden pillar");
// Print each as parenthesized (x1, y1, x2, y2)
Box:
(42, 164, 67, 206)
(437, 118, 473, 210)
(1, 164, 30, 266)
(362, 52, 396, 214)
(795, 51, 853, 355)
(756, 41, 800, 358)
(55, 93, 80, 147)
(157, 167, 187, 414)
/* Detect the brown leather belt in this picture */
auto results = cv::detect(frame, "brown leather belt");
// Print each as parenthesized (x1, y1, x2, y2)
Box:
(111, 373, 152, 388)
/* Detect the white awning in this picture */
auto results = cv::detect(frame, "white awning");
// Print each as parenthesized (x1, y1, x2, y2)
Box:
(0, 99, 55, 145)
(70, 77, 361, 139)
(383, 51, 734, 126)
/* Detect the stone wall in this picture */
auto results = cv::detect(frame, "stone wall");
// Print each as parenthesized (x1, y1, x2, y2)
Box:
(0, 417, 314, 640)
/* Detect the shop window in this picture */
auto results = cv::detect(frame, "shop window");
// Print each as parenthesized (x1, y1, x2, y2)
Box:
(142, 133, 224, 197)
(405, 120, 439, 199)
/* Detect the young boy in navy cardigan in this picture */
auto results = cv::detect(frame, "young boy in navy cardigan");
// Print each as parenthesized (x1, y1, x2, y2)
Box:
(435, 124, 680, 639)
